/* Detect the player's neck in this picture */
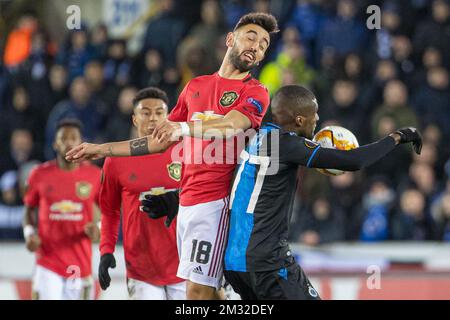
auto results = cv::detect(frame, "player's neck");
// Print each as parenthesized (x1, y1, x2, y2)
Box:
(56, 156, 79, 171)
(218, 59, 249, 80)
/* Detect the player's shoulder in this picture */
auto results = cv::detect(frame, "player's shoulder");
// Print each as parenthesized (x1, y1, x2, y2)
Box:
(245, 77, 269, 93)
(33, 160, 57, 173)
(189, 73, 216, 86)
(79, 161, 102, 173)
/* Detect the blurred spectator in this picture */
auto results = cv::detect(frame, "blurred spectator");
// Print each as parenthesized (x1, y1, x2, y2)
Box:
(90, 23, 109, 59)
(412, 46, 444, 89)
(413, 0, 450, 62)
(186, 0, 226, 60)
(391, 35, 416, 86)
(295, 196, 345, 246)
(0, 171, 20, 206)
(45, 77, 108, 159)
(359, 176, 395, 242)
(431, 191, 450, 241)
(84, 60, 118, 111)
(371, 80, 419, 135)
(259, 41, 315, 96)
(360, 59, 398, 115)
(134, 48, 165, 89)
(391, 188, 437, 240)
(328, 172, 363, 240)
(406, 162, 440, 202)
(286, 0, 326, 66)
(3, 13, 39, 69)
(103, 39, 132, 87)
(412, 66, 450, 139)
(0, 85, 41, 145)
(142, 0, 188, 67)
(320, 79, 366, 141)
(178, 38, 216, 86)
(0, 129, 39, 177)
(56, 28, 96, 81)
(105, 86, 138, 142)
(316, 0, 368, 63)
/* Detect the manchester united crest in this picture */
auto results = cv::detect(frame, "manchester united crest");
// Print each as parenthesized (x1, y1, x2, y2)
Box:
(219, 91, 239, 107)
(76, 181, 93, 200)
(167, 162, 182, 182)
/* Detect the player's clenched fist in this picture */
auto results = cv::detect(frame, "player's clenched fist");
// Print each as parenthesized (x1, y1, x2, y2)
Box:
(65, 142, 105, 162)
(25, 234, 41, 252)
(152, 120, 183, 143)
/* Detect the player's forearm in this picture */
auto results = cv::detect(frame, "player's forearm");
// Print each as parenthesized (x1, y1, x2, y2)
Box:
(311, 136, 397, 171)
(99, 210, 121, 255)
(23, 207, 37, 228)
(102, 136, 172, 157)
(186, 115, 250, 139)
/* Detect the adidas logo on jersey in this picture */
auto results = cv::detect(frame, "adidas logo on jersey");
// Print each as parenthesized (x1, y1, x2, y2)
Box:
(192, 266, 203, 275)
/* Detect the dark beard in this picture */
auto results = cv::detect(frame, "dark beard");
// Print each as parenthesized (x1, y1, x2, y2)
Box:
(228, 48, 257, 73)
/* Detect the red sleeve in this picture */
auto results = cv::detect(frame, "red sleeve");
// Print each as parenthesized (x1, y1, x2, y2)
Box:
(232, 84, 270, 129)
(99, 158, 122, 255)
(168, 81, 190, 122)
(23, 167, 40, 208)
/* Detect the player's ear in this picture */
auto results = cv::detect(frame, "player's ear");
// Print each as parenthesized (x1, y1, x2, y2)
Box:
(295, 115, 304, 127)
(225, 32, 234, 48)
(132, 114, 137, 127)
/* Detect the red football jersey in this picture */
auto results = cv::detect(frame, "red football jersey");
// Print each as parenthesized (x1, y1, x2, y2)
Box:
(168, 72, 269, 206)
(99, 145, 182, 286)
(24, 161, 101, 278)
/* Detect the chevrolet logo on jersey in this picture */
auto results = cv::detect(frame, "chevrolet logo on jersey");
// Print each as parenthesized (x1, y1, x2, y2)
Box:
(76, 181, 93, 200)
(219, 91, 239, 107)
(50, 200, 83, 214)
(191, 111, 224, 122)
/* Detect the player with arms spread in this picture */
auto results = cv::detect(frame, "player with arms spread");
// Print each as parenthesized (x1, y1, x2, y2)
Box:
(223, 85, 422, 300)
(65, 13, 279, 299)
(98, 87, 185, 299)
(23, 119, 101, 300)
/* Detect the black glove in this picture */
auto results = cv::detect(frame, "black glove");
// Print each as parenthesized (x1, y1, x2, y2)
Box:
(98, 253, 116, 290)
(394, 127, 423, 155)
(141, 190, 179, 227)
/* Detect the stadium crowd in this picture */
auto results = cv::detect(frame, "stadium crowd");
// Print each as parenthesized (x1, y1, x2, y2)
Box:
(0, 0, 449, 243)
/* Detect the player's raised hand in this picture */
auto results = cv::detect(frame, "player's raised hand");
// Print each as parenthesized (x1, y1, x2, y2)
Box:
(25, 234, 41, 252)
(152, 120, 182, 144)
(98, 253, 116, 290)
(394, 127, 423, 155)
(65, 142, 105, 162)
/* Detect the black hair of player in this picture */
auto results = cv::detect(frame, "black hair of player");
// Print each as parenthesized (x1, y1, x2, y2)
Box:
(132, 87, 169, 108)
(56, 118, 83, 135)
(233, 12, 279, 35)
(272, 85, 317, 114)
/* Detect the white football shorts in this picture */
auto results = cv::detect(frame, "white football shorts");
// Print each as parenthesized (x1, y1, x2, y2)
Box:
(176, 196, 230, 290)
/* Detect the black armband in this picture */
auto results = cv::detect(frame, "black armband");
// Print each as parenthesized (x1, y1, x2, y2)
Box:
(130, 137, 149, 156)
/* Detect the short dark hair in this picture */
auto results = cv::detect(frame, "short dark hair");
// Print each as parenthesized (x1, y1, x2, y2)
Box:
(233, 12, 279, 34)
(272, 85, 317, 115)
(56, 118, 82, 134)
(132, 87, 169, 107)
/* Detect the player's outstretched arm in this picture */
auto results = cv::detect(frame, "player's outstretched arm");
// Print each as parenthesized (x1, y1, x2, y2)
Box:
(308, 127, 422, 171)
(153, 110, 253, 142)
(65, 136, 175, 162)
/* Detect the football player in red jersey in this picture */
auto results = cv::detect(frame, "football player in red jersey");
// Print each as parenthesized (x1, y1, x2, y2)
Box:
(98, 87, 185, 299)
(23, 119, 101, 300)
(66, 13, 279, 299)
